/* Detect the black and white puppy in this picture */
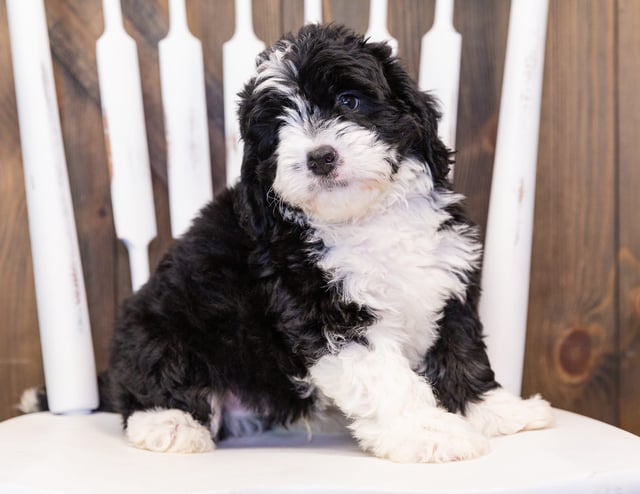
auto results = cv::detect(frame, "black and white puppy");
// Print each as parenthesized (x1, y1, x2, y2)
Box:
(106, 24, 554, 462)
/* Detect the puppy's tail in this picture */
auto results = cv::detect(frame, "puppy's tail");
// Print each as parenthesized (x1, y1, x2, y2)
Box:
(17, 372, 114, 414)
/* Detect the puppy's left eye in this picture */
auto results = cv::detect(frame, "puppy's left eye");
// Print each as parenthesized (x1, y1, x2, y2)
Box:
(337, 93, 360, 111)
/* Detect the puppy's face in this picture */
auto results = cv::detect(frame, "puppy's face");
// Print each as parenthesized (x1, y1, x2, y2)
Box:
(239, 25, 450, 224)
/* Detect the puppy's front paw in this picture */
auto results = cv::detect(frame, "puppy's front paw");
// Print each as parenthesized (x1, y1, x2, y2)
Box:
(126, 408, 215, 453)
(465, 388, 555, 437)
(357, 411, 489, 463)
(517, 393, 555, 432)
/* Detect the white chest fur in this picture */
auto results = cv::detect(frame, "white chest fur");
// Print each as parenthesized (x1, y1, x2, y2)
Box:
(311, 187, 481, 369)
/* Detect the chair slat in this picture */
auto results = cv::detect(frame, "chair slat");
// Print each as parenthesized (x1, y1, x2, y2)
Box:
(223, 0, 265, 187)
(96, 0, 157, 291)
(419, 0, 462, 171)
(365, 0, 398, 55)
(6, 0, 98, 414)
(159, 0, 213, 238)
(479, 0, 550, 396)
(304, 0, 323, 25)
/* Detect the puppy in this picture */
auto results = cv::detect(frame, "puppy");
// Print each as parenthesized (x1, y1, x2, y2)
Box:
(98, 24, 553, 462)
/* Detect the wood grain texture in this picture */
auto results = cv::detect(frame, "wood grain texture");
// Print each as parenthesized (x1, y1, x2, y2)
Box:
(187, 0, 233, 194)
(0, 0, 638, 434)
(281, 0, 304, 34)
(452, 0, 509, 235)
(324, 0, 368, 34)
(617, 0, 640, 434)
(523, 0, 618, 425)
(388, 0, 434, 81)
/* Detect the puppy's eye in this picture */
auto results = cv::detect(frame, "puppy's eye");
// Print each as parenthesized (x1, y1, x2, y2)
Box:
(337, 93, 360, 111)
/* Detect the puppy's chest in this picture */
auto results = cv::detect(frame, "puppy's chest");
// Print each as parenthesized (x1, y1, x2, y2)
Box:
(312, 200, 479, 358)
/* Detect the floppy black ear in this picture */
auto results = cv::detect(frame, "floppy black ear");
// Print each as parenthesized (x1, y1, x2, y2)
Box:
(234, 78, 277, 238)
(376, 52, 453, 184)
(413, 90, 453, 184)
(362, 38, 393, 63)
(237, 76, 259, 158)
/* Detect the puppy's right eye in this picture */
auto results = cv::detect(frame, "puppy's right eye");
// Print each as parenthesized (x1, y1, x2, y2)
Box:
(337, 93, 360, 111)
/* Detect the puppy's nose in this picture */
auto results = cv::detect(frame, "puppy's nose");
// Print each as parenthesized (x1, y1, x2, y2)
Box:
(307, 145, 338, 176)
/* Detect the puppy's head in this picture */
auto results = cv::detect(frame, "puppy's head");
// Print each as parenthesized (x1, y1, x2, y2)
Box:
(238, 24, 450, 225)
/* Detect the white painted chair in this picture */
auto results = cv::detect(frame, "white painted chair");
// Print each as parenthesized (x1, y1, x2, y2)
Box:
(1, 1, 639, 493)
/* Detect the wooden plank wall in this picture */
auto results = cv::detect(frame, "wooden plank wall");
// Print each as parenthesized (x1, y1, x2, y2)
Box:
(0, 0, 638, 434)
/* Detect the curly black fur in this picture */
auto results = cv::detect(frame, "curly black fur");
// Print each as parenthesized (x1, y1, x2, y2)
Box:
(41, 25, 500, 441)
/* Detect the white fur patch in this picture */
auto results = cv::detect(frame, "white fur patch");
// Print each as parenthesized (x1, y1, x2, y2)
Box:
(464, 388, 555, 437)
(311, 160, 480, 368)
(310, 342, 488, 462)
(126, 408, 214, 453)
(253, 44, 295, 96)
(274, 118, 399, 223)
(17, 387, 41, 414)
(304, 157, 487, 462)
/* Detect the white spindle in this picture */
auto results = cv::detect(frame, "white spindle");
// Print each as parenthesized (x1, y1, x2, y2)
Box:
(97, 0, 157, 291)
(304, 0, 322, 25)
(419, 0, 461, 174)
(159, 0, 213, 238)
(223, 0, 265, 187)
(364, 0, 398, 55)
(6, 0, 99, 414)
(479, 0, 549, 396)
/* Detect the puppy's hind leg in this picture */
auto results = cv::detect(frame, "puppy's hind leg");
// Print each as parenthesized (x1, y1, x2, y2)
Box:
(125, 394, 222, 453)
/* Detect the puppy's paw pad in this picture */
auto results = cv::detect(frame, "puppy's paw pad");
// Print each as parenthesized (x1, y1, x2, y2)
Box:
(126, 408, 215, 453)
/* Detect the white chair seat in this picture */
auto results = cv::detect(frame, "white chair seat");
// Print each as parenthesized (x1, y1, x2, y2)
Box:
(1, 409, 639, 493)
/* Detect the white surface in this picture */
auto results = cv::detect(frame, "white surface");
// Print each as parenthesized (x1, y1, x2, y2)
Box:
(1, 410, 640, 493)
(479, 0, 549, 396)
(97, 0, 157, 290)
(159, 0, 213, 239)
(223, 0, 265, 187)
(6, 0, 98, 414)
(304, 0, 322, 25)
(419, 0, 461, 161)
(364, 0, 398, 56)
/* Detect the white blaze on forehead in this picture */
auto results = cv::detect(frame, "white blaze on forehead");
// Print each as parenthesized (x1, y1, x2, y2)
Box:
(253, 43, 297, 96)
(253, 42, 312, 125)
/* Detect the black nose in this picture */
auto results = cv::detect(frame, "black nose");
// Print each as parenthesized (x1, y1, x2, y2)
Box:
(307, 145, 338, 176)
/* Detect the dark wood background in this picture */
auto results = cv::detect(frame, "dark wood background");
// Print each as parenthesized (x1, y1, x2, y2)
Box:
(1, 0, 638, 434)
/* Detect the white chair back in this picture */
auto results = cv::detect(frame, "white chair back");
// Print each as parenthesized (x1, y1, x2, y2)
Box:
(6, 0, 548, 413)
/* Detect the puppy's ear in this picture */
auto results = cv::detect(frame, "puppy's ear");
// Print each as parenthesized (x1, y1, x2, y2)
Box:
(363, 39, 393, 63)
(237, 76, 257, 150)
(413, 91, 452, 183)
(380, 57, 452, 184)
(233, 78, 267, 232)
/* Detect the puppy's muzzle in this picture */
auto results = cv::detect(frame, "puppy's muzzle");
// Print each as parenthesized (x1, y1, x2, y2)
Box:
(307, 145, 338, 176)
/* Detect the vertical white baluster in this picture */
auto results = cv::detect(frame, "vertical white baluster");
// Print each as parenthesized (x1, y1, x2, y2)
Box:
(304, 0, 322, 25)
(159, 0, 213, 238)
(419, 0, 461, 177)
(479, 0, 549, 396)
(223, 0, 265, 187)
(97, 0, 157, 291)
(365, 0, 398, 56)
(6, 0, 99, 414)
